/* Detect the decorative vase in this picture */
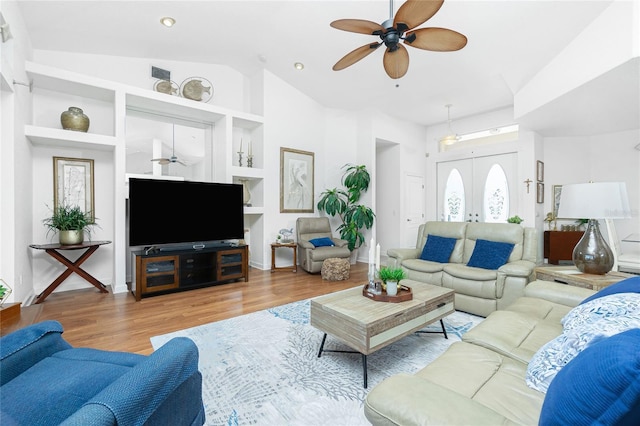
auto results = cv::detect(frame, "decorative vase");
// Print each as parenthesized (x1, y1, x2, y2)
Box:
(59, 230, 84, 245)
(60, 107, 90, 132)
(239, 179, 251, 206)
(386, 281, 398, 296)
(572, 219, 614, 275)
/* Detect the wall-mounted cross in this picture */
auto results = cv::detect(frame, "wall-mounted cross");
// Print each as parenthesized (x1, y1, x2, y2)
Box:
(524, 179, 533, 193)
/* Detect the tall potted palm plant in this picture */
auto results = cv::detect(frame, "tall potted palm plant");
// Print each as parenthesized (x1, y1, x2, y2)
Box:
(317, 164, 375, 252)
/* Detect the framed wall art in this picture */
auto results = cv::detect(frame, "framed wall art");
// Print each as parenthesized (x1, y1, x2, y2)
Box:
(280, 147, 314, 213)
(53, 157, 95, 222)
(553, 184, 563, 219)
(537, 182, 544, 204)
(536, 160, 544, 182)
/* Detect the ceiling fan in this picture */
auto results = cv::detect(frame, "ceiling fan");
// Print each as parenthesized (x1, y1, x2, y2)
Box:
(151, 124, 187, 166)
(331, 0, 467, 79)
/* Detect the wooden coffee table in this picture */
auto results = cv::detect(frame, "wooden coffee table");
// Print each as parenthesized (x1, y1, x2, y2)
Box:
(310, 280, 454, 387)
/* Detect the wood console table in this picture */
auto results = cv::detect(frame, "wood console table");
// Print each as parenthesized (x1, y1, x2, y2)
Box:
(535, 265, 634, 291)
(29, 241, 111, 303)
(543, 231, 584, 264)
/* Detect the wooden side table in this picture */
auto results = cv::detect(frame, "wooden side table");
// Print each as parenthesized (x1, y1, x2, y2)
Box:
(271, 242, 297, 272)
(534, 265, 634, 291)
(29, 241, 111, 303)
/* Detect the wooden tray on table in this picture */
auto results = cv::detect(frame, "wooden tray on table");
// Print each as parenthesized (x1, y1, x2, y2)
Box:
(362, 284, 413, 302)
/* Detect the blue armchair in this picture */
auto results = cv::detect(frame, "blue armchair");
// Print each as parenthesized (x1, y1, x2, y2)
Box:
(1, 320, 205, 425)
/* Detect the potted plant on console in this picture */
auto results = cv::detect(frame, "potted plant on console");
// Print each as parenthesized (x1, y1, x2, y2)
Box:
(43, 205, 97, 245)
(317, 164, 375, 257)
(378, 266, 406, 296)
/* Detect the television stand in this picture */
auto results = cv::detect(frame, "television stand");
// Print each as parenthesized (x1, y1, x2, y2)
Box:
(131, 245, 248, 301)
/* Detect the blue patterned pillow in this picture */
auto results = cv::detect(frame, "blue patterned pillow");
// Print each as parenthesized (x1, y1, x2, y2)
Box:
(562, 293, 640, 332)
(466, 239, 514, 270)
(526, 304, 640, 393)
(580, 276, 640, 305)
(539, 329, 640, 425)
(309, 237, 334, 247)
(420, 235, 457, 263)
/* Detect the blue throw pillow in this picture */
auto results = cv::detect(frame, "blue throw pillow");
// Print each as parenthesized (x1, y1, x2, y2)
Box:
(420, 235, 457, 263)
(539, 328, 640, 426)
(466, 239, 514, 270)
(309, 237, 334, 247)
(580, 276, 640, 305)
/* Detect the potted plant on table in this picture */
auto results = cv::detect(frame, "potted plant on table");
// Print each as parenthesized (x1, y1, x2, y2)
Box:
(317, 164, 375, 254)
(378, 266, 406, 296)
(43, 205, 98, 245)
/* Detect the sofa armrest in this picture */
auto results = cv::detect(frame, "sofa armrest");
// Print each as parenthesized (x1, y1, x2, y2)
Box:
(0, 320, 72, 386)
(387, 248, 420, 262)
(364, 374, 508, 426)
(524, 280, 595, 307)
(499, 260, 536, 278)
(65, 337, 204, 426)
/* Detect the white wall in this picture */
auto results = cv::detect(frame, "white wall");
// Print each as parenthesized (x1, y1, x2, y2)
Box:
(34, 50, 247, 112)
(0, 0, 34, 303)
(542, 129, 640, 247)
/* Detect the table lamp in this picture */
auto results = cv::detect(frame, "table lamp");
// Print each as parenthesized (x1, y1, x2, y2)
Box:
(557, 182, 631, 275)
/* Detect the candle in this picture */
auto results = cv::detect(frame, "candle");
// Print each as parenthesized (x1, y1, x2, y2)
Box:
(369, 238, 375, 266)
(248, 140, 252, 156)
(375, 244, 380, 270)
(239, 138, 243, 153)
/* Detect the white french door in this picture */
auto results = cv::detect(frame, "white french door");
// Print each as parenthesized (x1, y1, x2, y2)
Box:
(437, 153, 518, 223)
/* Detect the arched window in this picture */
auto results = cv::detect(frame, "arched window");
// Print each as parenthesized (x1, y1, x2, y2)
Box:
(444, 169, 465, 222)
(483, 164, 509, 222)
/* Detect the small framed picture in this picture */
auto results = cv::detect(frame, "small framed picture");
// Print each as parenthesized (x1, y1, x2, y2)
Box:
(537, 182, 544, 204)
(53, 157, 95, 222)
(536, 160, 544, 182)
(553, 185, 563, 218)
(280, 148, 314, 213)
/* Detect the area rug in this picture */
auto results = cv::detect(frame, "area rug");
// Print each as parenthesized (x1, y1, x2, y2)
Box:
(151, 298, 483, 426)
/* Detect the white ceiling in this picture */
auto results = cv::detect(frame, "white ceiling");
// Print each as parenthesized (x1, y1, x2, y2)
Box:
(15, 0, 639, 134)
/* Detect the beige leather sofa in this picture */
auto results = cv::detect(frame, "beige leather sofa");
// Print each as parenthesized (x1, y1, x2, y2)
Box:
(388, 221, 538, 317)
(364, 280, 595, 425)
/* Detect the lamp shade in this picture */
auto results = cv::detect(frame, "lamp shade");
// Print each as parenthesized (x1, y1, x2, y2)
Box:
(557, 182, 631, 219)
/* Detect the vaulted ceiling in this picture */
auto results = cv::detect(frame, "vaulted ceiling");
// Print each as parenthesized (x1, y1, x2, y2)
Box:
(16, 0, 639, 135)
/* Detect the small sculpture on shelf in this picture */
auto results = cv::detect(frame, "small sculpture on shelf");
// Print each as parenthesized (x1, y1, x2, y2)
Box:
(279, 228, 294, 243)
(237, 139, 244, 167)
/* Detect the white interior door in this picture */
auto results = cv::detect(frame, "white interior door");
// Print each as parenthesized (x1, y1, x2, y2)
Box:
(437, 153, 518, 223)
(403, 173, 425, 247)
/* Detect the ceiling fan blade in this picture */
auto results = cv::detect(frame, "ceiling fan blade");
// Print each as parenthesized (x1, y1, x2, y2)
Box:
(404, 27, 467, 51)
(330, 19, 385, 35)
(394, 0, 444, 32)
(333, 42, 382, 71)
(151, 158, 171, 165)
(383, 44, 409, 79)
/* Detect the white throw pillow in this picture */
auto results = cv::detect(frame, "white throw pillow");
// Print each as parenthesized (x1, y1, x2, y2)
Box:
(526, 296, 640, 394)
(561, 293, 640, 332)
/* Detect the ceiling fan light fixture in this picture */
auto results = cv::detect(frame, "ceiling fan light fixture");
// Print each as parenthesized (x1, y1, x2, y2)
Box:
(160, 17, 175, 27)
(440, 104, 460, 145)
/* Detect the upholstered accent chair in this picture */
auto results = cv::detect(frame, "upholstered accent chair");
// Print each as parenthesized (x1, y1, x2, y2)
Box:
(1, 320, 205, 426)
(296, 217, 351, 273)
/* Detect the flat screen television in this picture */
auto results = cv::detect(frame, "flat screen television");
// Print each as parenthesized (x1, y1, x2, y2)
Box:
(128, 178, 244, 249)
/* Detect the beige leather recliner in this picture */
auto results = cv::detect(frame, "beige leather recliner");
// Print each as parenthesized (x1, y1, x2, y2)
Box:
(296, 217, 351, 273)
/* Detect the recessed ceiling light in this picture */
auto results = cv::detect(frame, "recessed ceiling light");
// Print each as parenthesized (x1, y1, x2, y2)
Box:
(294, 62, 304, 70)
(160, 17, 175, 27)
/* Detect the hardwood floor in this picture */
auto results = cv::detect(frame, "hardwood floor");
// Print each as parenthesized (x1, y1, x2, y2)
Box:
(1, 263, 368, 355)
